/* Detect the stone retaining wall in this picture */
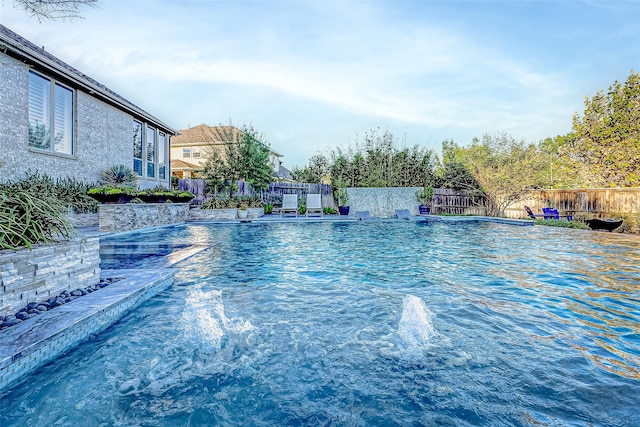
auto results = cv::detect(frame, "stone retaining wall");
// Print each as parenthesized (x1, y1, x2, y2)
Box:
(0, 238, 100, 316)
(189, 207, 264, 221)
(99, 203, 190, 232)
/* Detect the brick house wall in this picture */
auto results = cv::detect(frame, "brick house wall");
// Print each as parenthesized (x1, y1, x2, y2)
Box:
(0, 24, 176, 188)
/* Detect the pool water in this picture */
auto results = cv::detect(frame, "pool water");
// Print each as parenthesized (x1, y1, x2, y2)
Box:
(1, 221, 639, 426)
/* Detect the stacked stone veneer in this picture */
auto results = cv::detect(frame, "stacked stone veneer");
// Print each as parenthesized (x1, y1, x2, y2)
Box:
(189, 207, 264, 221)
(0, 269, 174, 392)
(99, 203, 190, 232)
(0, 238, 100, 317)
(346, 187, 423, 217)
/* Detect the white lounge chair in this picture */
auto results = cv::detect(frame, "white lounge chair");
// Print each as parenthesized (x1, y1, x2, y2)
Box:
(281, 194, 299, 217)
(355, 211, 375, 220)
(395, 209, 426, 221)
(306, 194, 323, 217)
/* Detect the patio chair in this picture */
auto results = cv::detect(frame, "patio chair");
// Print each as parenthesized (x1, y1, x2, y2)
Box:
(541, 207, 572, 221)
(542, 207, 559, 220)
(306, 193, 323, 217)
(395, 209, 426, 221)
(524, 206, 545, 219)
(281, 194, 299, 217)
(355, 211, 375, 220)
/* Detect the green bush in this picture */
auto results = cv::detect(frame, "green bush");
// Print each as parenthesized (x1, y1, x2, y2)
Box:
(202, 195, 261, 209)
(323, 207, 338, 215)
(534, 219, 591, 229)
(100, 164, 137, 187)
(6, 171, 98, 214)
(87, 185, 138, 196)
(0, 188, 73, 250)
(264, 204, 274, 214)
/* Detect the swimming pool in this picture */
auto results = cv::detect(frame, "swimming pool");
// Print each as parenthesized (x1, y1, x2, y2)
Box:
(1, 221, 639, 425)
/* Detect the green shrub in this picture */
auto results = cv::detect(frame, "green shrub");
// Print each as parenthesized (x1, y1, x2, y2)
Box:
(264, 204, 274, 214)
(323, 207, 338, 215)
(0, 188, 73, 250)
(534, 219, 591, 229)
(87, 185, 137, 196)
(202, 197, 233, 209)
(5, 171, 98, 214)
(100, 164, 137, 187)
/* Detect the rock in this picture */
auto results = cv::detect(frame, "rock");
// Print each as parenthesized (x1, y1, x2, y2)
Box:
(37, 304, 48, 312)
(27, 302, 39, 310)
(71, 290, 83, 297)
(27, 312, 39, 319)
(28, 309, 40, 315)
(50, 297, 65, 308)
(3, 318, 21, 327)
(15, 312, 28, 320)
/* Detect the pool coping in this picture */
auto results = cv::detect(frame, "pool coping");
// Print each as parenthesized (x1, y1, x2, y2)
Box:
(188, 214, 535, 226)
(0, 268, 175, 393)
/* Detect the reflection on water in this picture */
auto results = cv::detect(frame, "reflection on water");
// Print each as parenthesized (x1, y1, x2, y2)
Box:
(1, 221, 639, 426)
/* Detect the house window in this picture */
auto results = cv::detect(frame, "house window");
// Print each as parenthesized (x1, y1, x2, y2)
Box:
(133, 121, 143, 176)
(183, 148, 191, 158)
(28, 71, 74, 154)
(158, 132, 167, 180)
(146, 125, 156, 178)
(192, 148, 201, 158)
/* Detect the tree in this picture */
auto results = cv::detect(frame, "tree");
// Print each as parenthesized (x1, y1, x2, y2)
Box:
(14, 0, 97, 21)
(291, 154, 329, 183)
(324, 128, 438, 188)
(569, 70, 640, 187)
(434, 139, 479, 190)
(455, 133, 548, 217)
(202, 124, 272, 196)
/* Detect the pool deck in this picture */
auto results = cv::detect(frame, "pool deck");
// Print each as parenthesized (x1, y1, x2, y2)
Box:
(190, 213, 535, 226)
(0, 214, 532, 392)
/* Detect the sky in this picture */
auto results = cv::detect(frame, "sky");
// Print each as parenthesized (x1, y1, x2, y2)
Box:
(1, 0, 639, 168)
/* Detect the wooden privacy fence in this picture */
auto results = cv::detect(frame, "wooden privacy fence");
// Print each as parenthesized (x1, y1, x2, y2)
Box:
(432, 189, 487, 216)
(506, 188, 640, 218)
(177, 179, 335, 208)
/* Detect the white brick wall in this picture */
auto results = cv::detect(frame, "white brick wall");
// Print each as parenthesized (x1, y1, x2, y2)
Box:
(0, 52, 169, 189)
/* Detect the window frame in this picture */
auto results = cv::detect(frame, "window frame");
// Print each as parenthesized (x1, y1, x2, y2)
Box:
(28, 70, 75, 156)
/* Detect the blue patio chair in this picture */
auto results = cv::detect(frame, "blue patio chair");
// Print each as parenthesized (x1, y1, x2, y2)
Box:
(524, 206, 545, 219)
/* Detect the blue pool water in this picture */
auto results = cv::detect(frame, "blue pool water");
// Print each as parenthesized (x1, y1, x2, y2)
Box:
(1, 221, 639, 426)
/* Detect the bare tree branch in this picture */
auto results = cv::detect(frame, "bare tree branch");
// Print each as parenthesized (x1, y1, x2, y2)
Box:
(13, 0, 98, 21)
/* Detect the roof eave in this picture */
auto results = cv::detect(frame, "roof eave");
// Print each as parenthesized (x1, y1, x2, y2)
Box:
(0, 32, 178, 135)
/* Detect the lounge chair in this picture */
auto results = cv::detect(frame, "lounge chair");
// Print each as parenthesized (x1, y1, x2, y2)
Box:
(542, 207, 558, 220)
(542, 207, 573, 221)
(355, 211, 374, 220)
(280, 194, 298, 217)
(306, 193, 323, 217)
(524, 206, 545, 219)
(395, 209, 426, 221)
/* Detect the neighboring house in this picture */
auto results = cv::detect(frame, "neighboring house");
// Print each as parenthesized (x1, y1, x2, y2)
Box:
(169, 123, 284, 179)
(0, 24, 177, 188)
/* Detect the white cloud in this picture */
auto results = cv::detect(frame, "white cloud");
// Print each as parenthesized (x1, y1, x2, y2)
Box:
(3, 0, 636, 166)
